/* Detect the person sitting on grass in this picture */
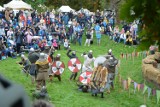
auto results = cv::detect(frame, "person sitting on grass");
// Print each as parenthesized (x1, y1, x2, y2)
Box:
(7, 46, 17, 59)
(17, 54, 30, 74)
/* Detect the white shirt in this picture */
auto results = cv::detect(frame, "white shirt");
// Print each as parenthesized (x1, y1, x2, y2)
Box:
(120, 33, 126, 39)
(82, 54, 95, 67)
(64, 41, 68, 48)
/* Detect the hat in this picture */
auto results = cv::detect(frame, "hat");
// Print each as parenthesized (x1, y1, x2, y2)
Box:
(109, 49, 112, 53)
(89, 50, 93, 53)
(140, 105, 146, 107)
(21, 54, 25, 58)
(57, 54, 61, 57)
(106, 56, 116, 67)
(30, 48, 34, 52)
(21, 54, 26, 60)
(72, 51, 76, 54)
(39, 53, 46, 61)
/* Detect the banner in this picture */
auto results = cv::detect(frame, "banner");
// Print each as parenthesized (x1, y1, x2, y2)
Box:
(148, 87, 152, 98)
(134, 82, 138, 94)
(143, 85, 148, 94)
(128, 77, 132, 88)
(156, 90, 160, 104)
(120, 51, 149, 59)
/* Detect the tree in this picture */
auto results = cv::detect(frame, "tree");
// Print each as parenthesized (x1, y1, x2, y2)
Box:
(120, 0, 160, 50)
(0, 0, 11, 6)
(44, 0, 102, 12)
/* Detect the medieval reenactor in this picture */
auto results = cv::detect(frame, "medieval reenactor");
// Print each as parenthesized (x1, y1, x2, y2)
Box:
(90, 63, 108, 98)
(35, 53, 49, 90)
(28, 48, 39, 84)
(17, 54, 30, 73)
(49, 54, 65, 81)
(67, 49, 79, 80)
(81, 50, 95, 73)
(103, 54, 118, 92)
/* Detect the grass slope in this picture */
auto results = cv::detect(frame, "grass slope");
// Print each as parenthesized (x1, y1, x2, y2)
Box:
(0, 35, 158, 107)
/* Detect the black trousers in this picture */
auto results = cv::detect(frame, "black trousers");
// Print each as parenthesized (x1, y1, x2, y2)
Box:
(70, 72, 77, 80)
(16, 43, 22, 54)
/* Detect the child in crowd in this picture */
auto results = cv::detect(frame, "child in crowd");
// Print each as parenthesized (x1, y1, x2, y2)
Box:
(52, 39, 58, 50)
(64, 38, 69, 50)
(84, 30, 91, 46)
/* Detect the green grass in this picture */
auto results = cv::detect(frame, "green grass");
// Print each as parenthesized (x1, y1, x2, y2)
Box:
(0, 35, 159, 107)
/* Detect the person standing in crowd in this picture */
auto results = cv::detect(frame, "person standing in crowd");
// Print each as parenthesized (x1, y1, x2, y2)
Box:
(67, 21, 74, 42)
(15, 28, 24, 55)
(94, 23, 102, 46)
(64, 39, 69, 50)
(74, 22, 83, 46)
(4, 23, 9, 36)
(35, 53, 49, 90)
(0, 36, 4, 60)
(7, 28, 14, 39)
(0, 25, 5, 37)
(25, 28, 33, 48)
(84, 30, 91, 46)
(67, 49, 78, 80)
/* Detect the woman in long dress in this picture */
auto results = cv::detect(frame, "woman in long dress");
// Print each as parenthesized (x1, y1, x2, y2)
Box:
(25, 28, 33, 48)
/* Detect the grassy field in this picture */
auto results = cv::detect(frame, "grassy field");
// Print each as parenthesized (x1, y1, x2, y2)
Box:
(0, 35, 159, 107)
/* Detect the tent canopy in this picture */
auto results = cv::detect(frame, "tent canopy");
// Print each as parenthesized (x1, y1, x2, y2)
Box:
(58, 6, 74, 12)
(78, 8, 90, 13)
(0, 6, 5, 11)
(4, 0, 32, 10)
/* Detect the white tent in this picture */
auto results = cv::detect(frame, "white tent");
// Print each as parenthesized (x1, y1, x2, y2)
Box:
(58, 6, 74, 12)
(0, 6, 5, 11)
(4, 0, 32, 10)
(78, 8, 90, 13)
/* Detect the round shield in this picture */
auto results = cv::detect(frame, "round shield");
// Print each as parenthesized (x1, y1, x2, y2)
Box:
(48, 56, 52, 63)
(52, 61, 65, 75)
(68, 58, 82, 73)
(79, 71, 92, 84)
(94, 56, 106, 67)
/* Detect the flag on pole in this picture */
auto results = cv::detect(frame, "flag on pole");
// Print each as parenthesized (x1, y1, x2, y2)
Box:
(143, 85, 148, 94)
(156, 90, 160, 104)
(140, 84, 144, 90)
(152, 89, 156, 96)
(137, 84, 141, 91)
(128, 77, 132, 88)
(123, 80, 127, 90)
(148, 87, 152, 98)
(134, 82, 138, 94)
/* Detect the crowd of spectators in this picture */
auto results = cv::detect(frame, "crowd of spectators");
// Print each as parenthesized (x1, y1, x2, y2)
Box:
(0, 8, 139, 61)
